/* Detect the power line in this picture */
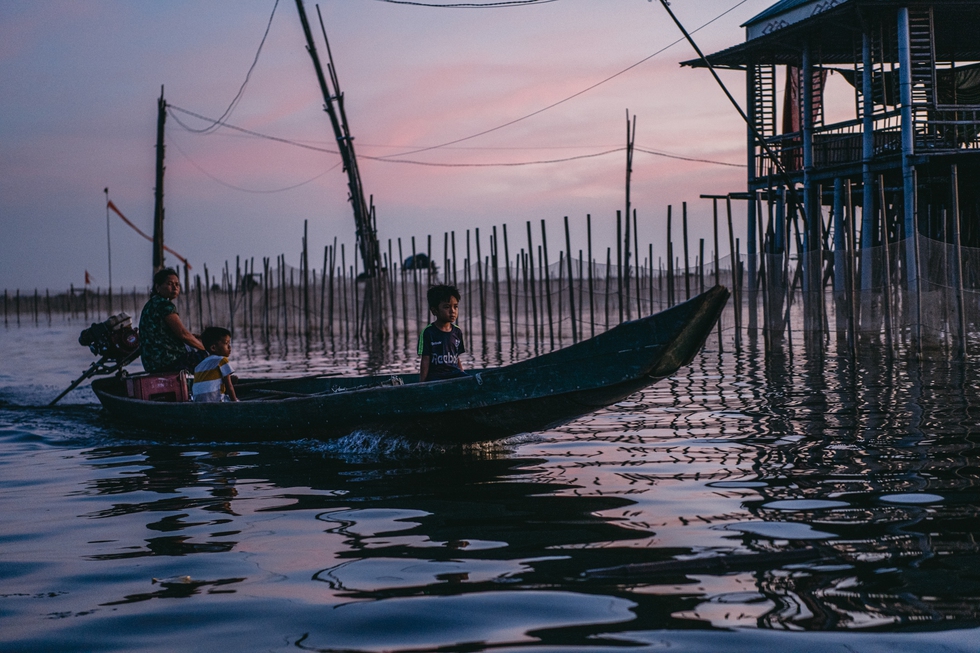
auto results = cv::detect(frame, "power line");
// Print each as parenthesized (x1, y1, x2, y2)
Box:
(380, 148, 621, 167)
(168, 104, 741, 169)
(376, 0, 752, 160)
(168, 134, 340, 193)
(183, 0, 280, 134)
(635, 147, 742, 168)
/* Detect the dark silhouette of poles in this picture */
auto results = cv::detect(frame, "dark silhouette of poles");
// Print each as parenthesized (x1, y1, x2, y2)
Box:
(604, 247, 612, 329)
(666, 206, 674, 306)
(491, 227, 502, 344)
(564, 216, 577, 342)
(633, 209, 641, 316)
(475, 229, 486, 342)
(503, 224, 514, 341)
(587, 214, 595, 337)
(616, 211, 624, 322)
(878, 175, 893, 350)
(726, 196, 741, 348)
(540, 220, 554, 349)
(526, 222, 539, 347)
(683, 201, 691, 300)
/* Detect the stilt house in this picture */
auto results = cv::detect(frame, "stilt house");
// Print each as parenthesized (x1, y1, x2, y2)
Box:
(688, 0, 980, 342)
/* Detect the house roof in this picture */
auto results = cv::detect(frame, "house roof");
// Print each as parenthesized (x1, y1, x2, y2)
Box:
(742, 0, 826, 28)
(683, 1, 980, 69)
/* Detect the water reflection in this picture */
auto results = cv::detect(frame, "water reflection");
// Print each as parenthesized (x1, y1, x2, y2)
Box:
(3, 323, 980, 650)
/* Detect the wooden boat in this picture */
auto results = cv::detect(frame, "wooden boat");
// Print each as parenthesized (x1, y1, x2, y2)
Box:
(92, 285, 729, 443)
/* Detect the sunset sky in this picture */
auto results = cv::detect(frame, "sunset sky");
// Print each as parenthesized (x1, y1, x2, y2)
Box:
(1, 0, 785, 291)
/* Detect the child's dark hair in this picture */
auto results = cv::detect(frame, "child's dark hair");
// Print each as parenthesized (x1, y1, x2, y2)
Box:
(427, 284, 460, 312)
(201, 326, 232, 352)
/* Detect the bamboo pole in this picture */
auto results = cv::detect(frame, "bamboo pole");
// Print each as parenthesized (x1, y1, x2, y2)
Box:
(649, 243, 654, 312)
(226, 260, 234, 331)
(443, 232, 449, 284)
(289, 266, 296, 337)
(756, 193, 771, 353)
(526, 223, 538, 347)
(623, 208, 632, 322)
(475, 229, 486, 341)
(465, 230, 472, 335)
(492, 226, 502, 342)
(411, 236, 420, 331)
(846, 181, 858, 352)
(951, 164, 968, 357)
(329, 239, 337, 337)
(521, 250, 530, 344)
(503, 224, 514, 341)
(340, 247, 348, 341)
(356, 248, 364, 341)
(537, 245, 546, 344)
(666, 206, 674, 307)
(398, 239, 408, 338)
(616, 211, 623, 323)
(633, 209, 641, 317)
(540, 220, 554, 348)
(563, 216, 577, 342)
(386, 241, 398, 339)
(451, 231, 458, 287)
(878, 175, 893, 349)
(726, 196, 740, 342)
(302, 221, 310, 334)
(699, 239, 705, 294)
(578, 250, 584, 333)
(193, 274, 201, 334)
(604, 248, 612, 329)
(557, 251, 564, 343)
(683, 201, 691, 300)
(587, 214, 595, 337)
(203, 264, 213, 328)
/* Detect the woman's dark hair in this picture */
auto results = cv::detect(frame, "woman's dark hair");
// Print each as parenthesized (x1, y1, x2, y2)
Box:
(152, 267, 180, 289)
(201, 326, 232, 351)
(427, 284, 461, 311)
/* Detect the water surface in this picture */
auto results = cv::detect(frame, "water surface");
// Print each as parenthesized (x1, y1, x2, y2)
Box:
(1, 324, 978, 652)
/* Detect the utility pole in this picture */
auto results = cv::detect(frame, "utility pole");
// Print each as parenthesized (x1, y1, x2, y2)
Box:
(294, 0, 380, 277)
(152, 85, 166, 274)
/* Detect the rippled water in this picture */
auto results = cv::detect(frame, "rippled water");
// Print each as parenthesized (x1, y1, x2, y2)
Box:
(1, 323, 979, 652)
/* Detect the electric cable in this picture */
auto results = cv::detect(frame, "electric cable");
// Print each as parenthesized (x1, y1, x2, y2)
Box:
(183, 0, 280, 134)
(376, 0, 751, 160)
(169, 104, 741, 169)
(168, 134, 340, 193)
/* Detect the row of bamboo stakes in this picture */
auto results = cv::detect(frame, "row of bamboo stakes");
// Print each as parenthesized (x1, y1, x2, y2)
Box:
(9, 189, 979, 360)
(3, 207, 745, 354)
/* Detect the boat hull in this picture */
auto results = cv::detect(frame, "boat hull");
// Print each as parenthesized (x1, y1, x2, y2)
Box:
(92, 286, 729, 443)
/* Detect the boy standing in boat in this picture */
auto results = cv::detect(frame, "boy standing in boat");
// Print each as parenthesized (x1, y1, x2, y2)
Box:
(418, 285, 466, 382)
(192, 327, 239, 402)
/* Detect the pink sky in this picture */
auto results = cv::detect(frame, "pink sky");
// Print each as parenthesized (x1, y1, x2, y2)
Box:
(0, 0, 778, 291)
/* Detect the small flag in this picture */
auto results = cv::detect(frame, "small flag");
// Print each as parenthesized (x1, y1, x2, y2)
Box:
(85, 270, 92, 285)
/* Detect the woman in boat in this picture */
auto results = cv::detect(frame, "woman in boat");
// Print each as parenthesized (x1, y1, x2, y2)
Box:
(139, 268, 205, 374)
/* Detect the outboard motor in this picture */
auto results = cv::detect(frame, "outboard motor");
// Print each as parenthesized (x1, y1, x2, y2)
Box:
(50, 313, 141, 405)
(78, 313, 140, 360)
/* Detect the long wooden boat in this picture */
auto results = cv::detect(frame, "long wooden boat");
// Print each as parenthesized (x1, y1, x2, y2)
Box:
(92, 285, 729, 443)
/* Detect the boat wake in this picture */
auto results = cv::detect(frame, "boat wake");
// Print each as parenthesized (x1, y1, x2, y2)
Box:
(289, 429, 534, 460)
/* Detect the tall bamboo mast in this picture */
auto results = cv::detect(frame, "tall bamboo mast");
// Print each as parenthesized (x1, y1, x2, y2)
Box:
(294, 0, 380, 277)
(152, 85, 166, 274)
